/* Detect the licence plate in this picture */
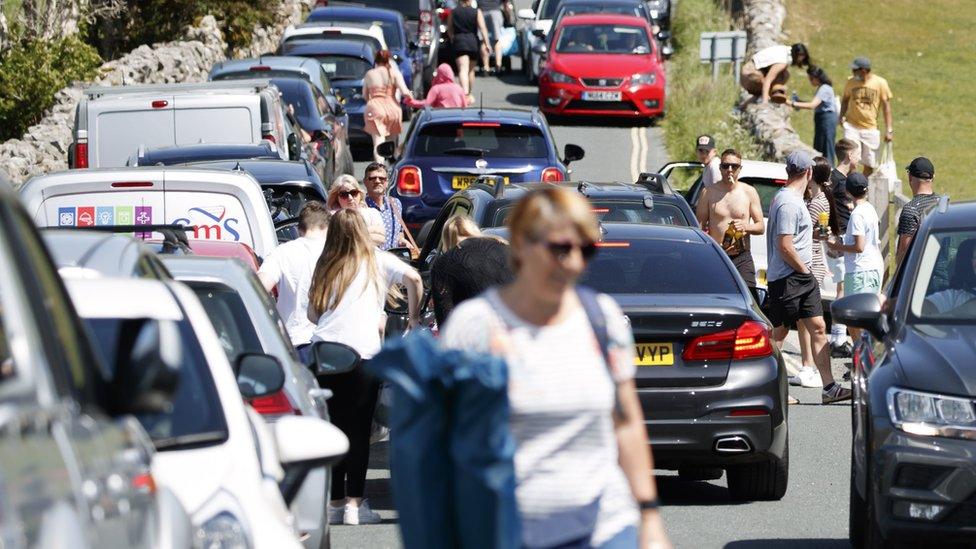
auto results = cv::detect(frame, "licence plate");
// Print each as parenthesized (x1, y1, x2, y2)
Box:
(582, 91, 621, 101)
(634, 343, 674, 366)
(451, 175, 509, 190)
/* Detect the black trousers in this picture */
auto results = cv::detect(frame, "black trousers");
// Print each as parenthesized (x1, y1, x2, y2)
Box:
(318, 365, 379, 500)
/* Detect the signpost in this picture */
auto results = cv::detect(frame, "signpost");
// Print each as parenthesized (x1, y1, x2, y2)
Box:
(700, 31, 748, 81)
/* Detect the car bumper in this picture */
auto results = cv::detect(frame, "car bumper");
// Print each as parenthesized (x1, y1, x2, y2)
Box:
(638, 356, 788, 469)
(870, 428, 976, 542)
(539, 82, 665, 117)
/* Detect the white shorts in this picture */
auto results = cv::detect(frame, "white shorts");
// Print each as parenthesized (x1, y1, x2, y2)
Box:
(843, 122, 881, 168)
(826, 252, 845, 284)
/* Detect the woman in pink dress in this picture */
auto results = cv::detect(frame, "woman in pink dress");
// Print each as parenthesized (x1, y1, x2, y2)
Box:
(363, 50, 414, 162)
(405, 63, 471, 109)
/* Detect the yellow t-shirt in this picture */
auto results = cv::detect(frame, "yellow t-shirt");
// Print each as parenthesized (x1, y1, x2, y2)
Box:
(842, 74, 892, 130)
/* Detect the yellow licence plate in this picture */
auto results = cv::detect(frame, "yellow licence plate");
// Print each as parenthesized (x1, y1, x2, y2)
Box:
(635, 343, 674, 366)
(451, 175, 509, 190)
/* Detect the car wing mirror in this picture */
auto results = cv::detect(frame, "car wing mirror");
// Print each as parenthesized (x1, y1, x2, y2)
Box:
(234, 353, 286, 399)
(307, 341, 361, 376)
(275, 416, 349, 505)
(110, 318, 181, 415)
(830, 293, 889, 340)
(408, 40, 420, 50)
(387, 246, 413, 263)
(376, 140, 397, 161)
(517, 8, 535, 20)
(563, 143, 585, 165)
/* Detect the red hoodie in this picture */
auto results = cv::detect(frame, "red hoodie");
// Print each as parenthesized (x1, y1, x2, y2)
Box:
(406, 63, 470, 109)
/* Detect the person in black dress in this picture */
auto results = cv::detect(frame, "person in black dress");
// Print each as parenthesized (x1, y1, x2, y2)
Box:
(431, 235, 514, 325)
(447, 0, 491, 99)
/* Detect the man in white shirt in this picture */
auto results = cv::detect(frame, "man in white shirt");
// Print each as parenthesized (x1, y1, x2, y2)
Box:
(257, 201, 330, 348)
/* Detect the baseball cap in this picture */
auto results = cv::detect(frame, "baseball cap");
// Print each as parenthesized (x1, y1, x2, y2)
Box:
(696, 135, 715, 151)
(846, 172, 870, 194)
(906, 157, 935, 179)
(785, 150, 814, 175)
(851, 57, 871, 70)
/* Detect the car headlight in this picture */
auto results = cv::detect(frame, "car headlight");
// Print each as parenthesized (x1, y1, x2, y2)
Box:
(195, 511, 251, 549)
(887, 387, 976, 439)
(631, 72, 657, 85)
(546, 70, 575, 84)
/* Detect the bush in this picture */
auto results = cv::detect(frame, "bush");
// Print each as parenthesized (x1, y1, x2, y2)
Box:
(117, 0, 278, 54)
(0, 35, 102, 140)
(661, 0, 761, 161)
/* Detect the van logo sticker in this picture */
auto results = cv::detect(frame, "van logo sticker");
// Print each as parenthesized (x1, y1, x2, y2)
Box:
(76, 207, 95, 227)
(115, 206, 134, 225)
(134, 206, 153, 238)
(56, 205, 146, 229)
(58, 207, 76, 226)
(171, 206, 241, 242)
(96, 207, 114, 226)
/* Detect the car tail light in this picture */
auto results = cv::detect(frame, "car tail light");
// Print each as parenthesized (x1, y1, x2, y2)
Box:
(249, 65, 272, 72)
(131, 472, 157, 494)
(462, 121, 500, 127)
(438, 8, 451, 22)
(397, 166, 422, 196)
(541, 167, 564, 183)
(419, 9, 433, 47)
(111, 181, 154, 188)
(73, 142, 89, 169)
(151, 100, 168, 109)
(774, 179, 787, 185)
(682, 320, 772, 361)
(249, 390, 299, 416)
(263, 134, 276, 144)
(728, 408, 770, 417)
(594, 241, 630, 248)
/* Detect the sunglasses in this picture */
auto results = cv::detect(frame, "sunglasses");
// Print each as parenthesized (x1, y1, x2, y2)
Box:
(542, 240, 598, 262)
(719, 162, 741, 171)
(338, 189, 362, 199)
(366, 175, 388, 182)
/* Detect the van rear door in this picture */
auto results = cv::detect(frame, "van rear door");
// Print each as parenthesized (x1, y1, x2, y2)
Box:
(162, 172, 257, 252)
(36, 177, 166, 232)
(94, 97, 176, 167)
(173, 94, 260, 145)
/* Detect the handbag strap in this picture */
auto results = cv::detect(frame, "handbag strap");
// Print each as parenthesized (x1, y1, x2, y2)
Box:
(390, 198, 419, 250)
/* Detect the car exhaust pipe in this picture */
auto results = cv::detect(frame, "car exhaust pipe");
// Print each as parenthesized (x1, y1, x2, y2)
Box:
(714, 436, 752, 454)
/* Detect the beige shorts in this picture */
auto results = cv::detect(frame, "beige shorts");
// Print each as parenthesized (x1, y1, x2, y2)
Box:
(842, 122, 881, 168)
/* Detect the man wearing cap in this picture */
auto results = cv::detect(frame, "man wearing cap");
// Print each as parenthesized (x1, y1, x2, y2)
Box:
(896, 157, 939, 264)
(767, 150, 851, 404)
(840, 57, 893, 175)
(695, 135, 722, 187)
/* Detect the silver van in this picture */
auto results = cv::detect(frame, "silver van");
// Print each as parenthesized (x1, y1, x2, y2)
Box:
(69, 80, 293, 169)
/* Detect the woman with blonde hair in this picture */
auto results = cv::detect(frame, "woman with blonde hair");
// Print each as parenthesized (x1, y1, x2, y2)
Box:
(439, 214, 482, 252)
(440, 187, 670, 548)
(327, 174, 385, 246)
(308, 209, 423, 525)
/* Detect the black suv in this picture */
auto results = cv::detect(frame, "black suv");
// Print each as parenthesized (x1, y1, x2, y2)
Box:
(833, 197, 976, 547)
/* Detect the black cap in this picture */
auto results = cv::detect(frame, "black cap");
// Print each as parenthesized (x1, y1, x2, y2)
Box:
(906, 157, 935, 179)
(846, 172, 869, 195)
(851, 57, 871, 70)
(696, 135, 715, 151)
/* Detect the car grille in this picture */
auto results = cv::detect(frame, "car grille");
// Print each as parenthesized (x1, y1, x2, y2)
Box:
(581, 78, 624, 87)
(565, 100, 637, 112)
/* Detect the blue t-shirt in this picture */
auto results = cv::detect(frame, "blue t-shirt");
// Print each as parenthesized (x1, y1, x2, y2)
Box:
(815, 84, 836, 114)
(766, 187, 812, 282)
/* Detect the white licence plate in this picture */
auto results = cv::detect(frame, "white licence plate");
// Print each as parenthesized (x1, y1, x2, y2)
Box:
(582, 91, 621, 101)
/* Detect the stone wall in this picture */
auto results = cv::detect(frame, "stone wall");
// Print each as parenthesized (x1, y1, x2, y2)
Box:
(736, 0, 816, 160)
(0, 0, 314, 186)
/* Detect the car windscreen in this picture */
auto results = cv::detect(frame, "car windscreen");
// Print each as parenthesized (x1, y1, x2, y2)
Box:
(276, 84, 322, 127)
(314, 55, 372, 81)
(910, 229, 976, 322)
(490, 199, 689, 227)
(313, 18, 403, 49)
(740, 177, 785, 217)
(354, 0, 416, 19)
(413, 124, 549, 158)
(579, 239, 739, 295)
(186, 282, 264, 361)
(555, 24, 650, 54)
(557, 4, 643, 22)
(214, 70, 309, 82)
(85, 317, 228, 449)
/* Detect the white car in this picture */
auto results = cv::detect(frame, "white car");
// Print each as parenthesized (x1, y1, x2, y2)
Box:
(281, 22, 387, 52)
(516, 0, 562, 83)
(64, 277, 348, 549)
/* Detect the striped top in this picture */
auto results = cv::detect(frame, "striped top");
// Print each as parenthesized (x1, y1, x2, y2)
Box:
(806, 192, 830, 285)
(440, 289, 638, 547)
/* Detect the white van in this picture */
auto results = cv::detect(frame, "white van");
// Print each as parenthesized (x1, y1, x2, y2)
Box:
(69, 80, 293, 169)
(19, 167, 279, 258)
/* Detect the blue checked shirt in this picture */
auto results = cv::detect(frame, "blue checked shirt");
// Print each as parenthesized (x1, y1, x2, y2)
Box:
(366, 195, 403, 250)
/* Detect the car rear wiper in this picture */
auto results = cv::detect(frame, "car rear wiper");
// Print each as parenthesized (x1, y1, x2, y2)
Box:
(441, 147, 488, 157)
(153, 430, 228, 451)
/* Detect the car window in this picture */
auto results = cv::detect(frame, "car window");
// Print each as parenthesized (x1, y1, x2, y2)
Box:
(314, 18, 403, 49)
(85, 317, 228, 446)
(186, 282, 264, 361)
(315, 55, 372, 80)
(490, 199, 688, 227)
(555, 24, 650, 54)
(541, 0, 566, 19)
(580, 239, 740, 295)
(414, 124, 549, 158)
(911, 230, 976, 321)
(739, 177, 784, 217)
(353, 0, 415, 19)
(557, 4, 644, 23)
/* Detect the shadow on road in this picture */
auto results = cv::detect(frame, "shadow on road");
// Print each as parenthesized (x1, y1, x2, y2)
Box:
(546, 114, 655, 129)
(505, 91, 538, 107)
(654, 475, 746, 507)
(724, 540, 849, 548)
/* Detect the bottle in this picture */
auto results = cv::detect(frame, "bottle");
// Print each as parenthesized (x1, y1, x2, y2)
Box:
(723, 223, 746, 255)
(817, 211, 830, 237)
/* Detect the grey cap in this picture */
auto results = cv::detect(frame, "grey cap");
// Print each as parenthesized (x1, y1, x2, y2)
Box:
(851, 57, 871, 70)
(785, 150, 814, 175)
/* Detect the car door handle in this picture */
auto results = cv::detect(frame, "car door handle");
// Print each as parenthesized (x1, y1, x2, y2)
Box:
(308, 388, 333, 401)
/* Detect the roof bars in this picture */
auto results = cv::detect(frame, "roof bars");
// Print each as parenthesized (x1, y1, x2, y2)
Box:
(635, 172, 674, 195)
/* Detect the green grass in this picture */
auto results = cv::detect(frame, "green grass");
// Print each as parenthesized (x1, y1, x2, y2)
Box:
(661, 0, 761, 166)
(784, 0, 976, 199)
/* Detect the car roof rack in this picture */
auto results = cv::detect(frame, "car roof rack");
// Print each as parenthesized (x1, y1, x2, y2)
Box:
(75, 224, 193, 254)
(635, 172, 674, 195)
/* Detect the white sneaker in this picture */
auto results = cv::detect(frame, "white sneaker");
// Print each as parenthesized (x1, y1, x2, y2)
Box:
(327, 504, 344, 525)
(788, 366, 822, 388)
(344, 499, 382, 525)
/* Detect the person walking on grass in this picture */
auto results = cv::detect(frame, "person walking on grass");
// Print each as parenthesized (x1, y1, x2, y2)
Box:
(825, 172, 884, 342)
(896, 157, 939, 265)
(790, 66, 838, 165)
(695, 135, 722, 187)
(827, 138, 860, 356)
(840, 57, 893, 175)
(766, 151, 850, 404)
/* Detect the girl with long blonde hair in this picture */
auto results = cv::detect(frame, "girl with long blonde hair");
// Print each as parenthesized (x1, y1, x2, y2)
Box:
(307, 209, 422, 525)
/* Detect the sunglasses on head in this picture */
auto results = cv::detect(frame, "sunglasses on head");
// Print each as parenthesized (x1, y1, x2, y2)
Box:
(720, 162, 741, 171)
(542, 240, 598, 261)
(338, 189, 362, 199)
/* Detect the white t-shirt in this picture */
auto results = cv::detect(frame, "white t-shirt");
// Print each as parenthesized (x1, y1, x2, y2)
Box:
(257, 236, 325, 346)
(751, 45, 792, 69)
(925, 289, 976, 314)
(310, 250, 412, 359)
(360, 206, 385, 235)
(844, 202, 884, 274)
(702, 156, 721, 187)
(440, 289, 639, 547)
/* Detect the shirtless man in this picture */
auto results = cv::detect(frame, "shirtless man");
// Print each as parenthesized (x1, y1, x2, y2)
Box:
(696, 149, 765, 298)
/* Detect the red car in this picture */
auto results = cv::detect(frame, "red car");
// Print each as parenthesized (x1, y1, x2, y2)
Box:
(538, 14, 666, 119)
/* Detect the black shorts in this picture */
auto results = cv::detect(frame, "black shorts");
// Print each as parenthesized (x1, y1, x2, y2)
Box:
(766, 271, 823, 328)
(730, 252, 757, 288)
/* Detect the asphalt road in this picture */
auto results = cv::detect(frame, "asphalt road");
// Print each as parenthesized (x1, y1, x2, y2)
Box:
(339, 47, 855, 548)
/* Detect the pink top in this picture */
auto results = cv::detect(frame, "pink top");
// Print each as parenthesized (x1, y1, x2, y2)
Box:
(406, 64, 470, 109)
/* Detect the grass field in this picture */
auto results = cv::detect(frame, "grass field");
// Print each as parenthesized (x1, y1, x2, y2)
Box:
(783, 0, 976, 199)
